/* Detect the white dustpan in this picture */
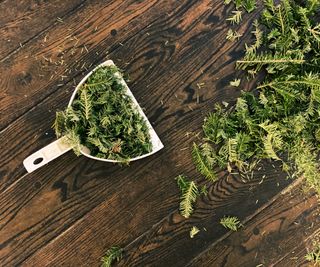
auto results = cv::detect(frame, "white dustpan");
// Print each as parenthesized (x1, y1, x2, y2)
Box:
(23, 60, 164, 173)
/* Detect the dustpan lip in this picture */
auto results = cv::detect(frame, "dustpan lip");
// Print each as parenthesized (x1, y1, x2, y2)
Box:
(68, 59, 164, 162)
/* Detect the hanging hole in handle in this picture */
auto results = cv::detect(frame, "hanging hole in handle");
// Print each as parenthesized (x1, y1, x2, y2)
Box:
(33, 157, 44, 165)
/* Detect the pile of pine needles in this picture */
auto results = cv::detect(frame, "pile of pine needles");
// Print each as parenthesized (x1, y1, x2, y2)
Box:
(54, 65, 152, 161)
(178, 0, 320, 218)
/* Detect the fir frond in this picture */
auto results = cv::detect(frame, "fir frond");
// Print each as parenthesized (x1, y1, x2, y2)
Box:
(176, 175, 199, 218)
(308, 24, 320, 45)
(176, 174, 188, 191)
(226, 10, 242, 25)
(192, 143, 217, 181)
(220, 216, 242, 231)
(257, 74, 320, 97)
(180, 181, 198, 218)
(236, 52, 305, 73)
(305, 241, 320, 264)
(245, 20, 263, 54)
(203, 111, 228, 144)
(306, 0, 320, 13)
(53, 111, 66, 137)
(290, 140, 320, 194)
(190, 226, 200, 238)
(65, 128, 82, 156)
(226, 29, 242, 42)
(227, 138, 238, 162)
(80, 87, 92, 120)
(263, 133, 282, 160)
(101, 247, 123, 267)
(242, 0, 256, 12)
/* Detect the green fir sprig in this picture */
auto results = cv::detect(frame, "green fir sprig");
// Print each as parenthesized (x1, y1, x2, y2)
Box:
(220, 216, 242, 231)
(101, 246, 123, 267)
(176, 175, 199, 218)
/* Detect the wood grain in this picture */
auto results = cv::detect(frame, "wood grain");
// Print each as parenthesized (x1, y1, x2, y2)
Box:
(187, 179, 320, 267)
(0, 0, 85, 60)
(17, 163, 290, 267)
(0, 0, 164, 130)
(0, 0, 186, 191)
(115, 167, 291, 267)
(1, 0, 317, 266)
(1, 0, 244, 265)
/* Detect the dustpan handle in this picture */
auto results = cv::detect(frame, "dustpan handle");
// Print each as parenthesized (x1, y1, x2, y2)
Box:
(23, 136, 72, 173)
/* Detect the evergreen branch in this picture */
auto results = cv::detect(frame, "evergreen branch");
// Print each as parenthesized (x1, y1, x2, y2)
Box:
(227, 138, 238, 162)
(237, 58, 305, 65)
(242, 0, 256, 13)
(226, 29, 242, 42)
(277, 4, 285, 34)
(245, 20, 263, 54)
(54, 111, 66, 137)
(220, 216, 242, 231)
(305, 241, 320, 264)
(226, 10, 242, 25)
(101, 247, 123, 267)
(176, 175, 199, 218)
(80, 87, 92, 121)
(257, 75, 320, 90)
(263, 133, 281, 160)
(190, 226, 200, 238)
(192, 143, 217, 181)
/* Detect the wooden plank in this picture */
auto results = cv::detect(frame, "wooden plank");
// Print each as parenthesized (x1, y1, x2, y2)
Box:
(0, 0, 164, 131)
(0, 0, 185, 192)
(21, 167, 290, 267)
(0, 1, 270, 266)
(110, 169, 291, 267)
(187, 179, 320, 267)
(0, 0, 85, 60)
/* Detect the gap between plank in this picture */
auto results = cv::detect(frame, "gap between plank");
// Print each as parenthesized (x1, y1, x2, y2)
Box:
(185, 176, 304, 266)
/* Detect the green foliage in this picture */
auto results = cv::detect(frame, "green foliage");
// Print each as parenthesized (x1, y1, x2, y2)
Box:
(192, 143, 217, 181)
(101, 247, 123, 267)
(192, 0, 320, 194)
(189, 226, 200, 238)
(245, 20, 263, 54)
(305, 241, 320, 264)
(225, 0, 257, 13)
(176, 175, 199, 218)
(226, 29, 243, 42)
(227, 10, 243, 25)
(53, 65, 152, 161)
(220, 216, 242, 231)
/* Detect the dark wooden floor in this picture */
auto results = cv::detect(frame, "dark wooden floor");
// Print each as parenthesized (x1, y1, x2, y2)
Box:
(1, 0, 319, 266)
